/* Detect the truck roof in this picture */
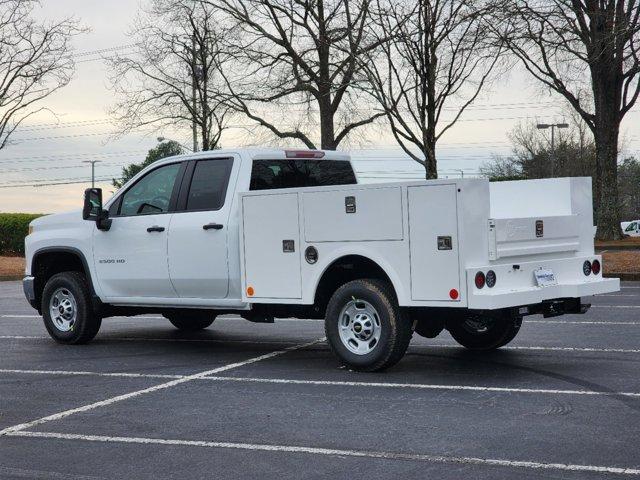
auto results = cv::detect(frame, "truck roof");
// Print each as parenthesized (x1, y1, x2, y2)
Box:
(156, 148, 352, 165)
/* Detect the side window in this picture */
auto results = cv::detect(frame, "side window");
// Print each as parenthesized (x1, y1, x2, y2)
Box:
(626, 222, 637, 232)
(119, 163, 181, 216)
(185, 158, 234, 211)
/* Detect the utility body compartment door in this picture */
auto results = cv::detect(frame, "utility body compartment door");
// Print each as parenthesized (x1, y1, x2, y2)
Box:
(241, 192, 302, 299)
(303, 186, 403, 242)
(408, 184, 460, 301)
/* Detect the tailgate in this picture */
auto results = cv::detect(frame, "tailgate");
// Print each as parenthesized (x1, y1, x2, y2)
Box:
(488, 215, 580, 260)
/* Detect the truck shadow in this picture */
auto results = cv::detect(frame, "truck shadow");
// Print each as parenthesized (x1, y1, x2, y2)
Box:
(407, 348, 640, 412)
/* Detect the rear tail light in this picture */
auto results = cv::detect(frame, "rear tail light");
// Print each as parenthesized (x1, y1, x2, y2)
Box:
(583, 260, 592, 276)
(592, 259, 601, 275)
(486, 270, 496, 288)
(475, 271, 485, 289)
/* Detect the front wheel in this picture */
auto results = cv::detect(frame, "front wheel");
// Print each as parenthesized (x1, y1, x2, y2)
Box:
(324, 279, 413, 372)
(447, 313, 521, 351)
(164, 311, 216, 331)
(41, 271, 101, 344)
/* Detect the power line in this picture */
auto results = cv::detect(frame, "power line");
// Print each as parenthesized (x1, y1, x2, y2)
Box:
(1, 162, 122, 173)
(0, 178, 117, 189)
(0, 150, 146, 165)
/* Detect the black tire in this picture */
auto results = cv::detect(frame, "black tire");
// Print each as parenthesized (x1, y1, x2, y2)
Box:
(324, 279, 412, 372)
(41, 271, 101, 344)
(164, 311, 216, 331)
(447, 313, 521, 351)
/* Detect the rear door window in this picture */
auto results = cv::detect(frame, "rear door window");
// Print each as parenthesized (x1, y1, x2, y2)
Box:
(185, 158, 234, 211)
(250, 160, 357, 190)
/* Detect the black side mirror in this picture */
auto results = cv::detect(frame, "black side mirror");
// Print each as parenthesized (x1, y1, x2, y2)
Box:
(83, 188, 102, 220)
(83, 188, 112, 231)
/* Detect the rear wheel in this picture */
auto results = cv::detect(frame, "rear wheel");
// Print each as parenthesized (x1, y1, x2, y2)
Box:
(41, 271, 101, 344)
(164, 311, 216, 331)
(447, 313, 521, 350)
(324, 279, 412, 372)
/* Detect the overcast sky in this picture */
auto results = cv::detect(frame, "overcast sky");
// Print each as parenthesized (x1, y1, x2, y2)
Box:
(0, 0, 638, 213)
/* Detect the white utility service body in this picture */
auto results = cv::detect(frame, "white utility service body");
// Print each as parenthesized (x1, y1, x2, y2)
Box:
(239, 176, 617, 310)
(23, 148, 619, 371)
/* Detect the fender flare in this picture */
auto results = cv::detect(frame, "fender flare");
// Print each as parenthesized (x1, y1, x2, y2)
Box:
(308, 248, 407, 305)
(32, 246, 97, 298)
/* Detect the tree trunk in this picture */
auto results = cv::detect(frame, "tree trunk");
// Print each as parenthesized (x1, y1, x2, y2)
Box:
(424, 146, 437, 179)
(319, 99, 336, 150)
(594, 121, 622, 240)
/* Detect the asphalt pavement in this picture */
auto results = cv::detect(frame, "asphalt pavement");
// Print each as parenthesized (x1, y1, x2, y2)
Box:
(0, 280, 639, 479)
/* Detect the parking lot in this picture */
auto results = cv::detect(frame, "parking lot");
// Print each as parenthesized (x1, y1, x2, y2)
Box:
(0, 280, 639, 479)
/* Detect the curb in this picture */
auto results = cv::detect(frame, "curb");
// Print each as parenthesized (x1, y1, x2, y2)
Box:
(604, 272, 640, 281)
(0, 275, 22, 282)
(596, 246, 640, 252)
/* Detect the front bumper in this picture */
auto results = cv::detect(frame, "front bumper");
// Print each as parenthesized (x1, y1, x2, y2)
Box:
(466, 256, 620, 310)
(23, 276, 37, 310)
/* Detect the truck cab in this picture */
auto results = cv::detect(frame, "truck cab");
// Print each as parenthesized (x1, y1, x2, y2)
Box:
(23, 148, 619, 371)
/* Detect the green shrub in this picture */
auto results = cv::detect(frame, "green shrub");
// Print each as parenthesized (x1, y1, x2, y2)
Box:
(0, 213, 44, 256)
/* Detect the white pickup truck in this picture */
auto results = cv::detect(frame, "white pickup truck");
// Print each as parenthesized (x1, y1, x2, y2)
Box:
(23, 148, 619, 371)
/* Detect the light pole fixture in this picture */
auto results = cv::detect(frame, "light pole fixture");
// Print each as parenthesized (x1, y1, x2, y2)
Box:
(82, 160, 102, 188)
(537, 122, 569, 177)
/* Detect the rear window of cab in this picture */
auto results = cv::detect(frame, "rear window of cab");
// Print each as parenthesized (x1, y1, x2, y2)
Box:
(250, 159, 357, 190)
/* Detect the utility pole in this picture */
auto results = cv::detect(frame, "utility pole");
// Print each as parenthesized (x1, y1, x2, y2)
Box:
(537, 122, 569, 177)
(191, 34, 198, 152)
(82, 160, 101, 188)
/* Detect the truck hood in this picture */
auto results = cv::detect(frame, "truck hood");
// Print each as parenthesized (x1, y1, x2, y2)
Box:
(31, 209, 82, 230)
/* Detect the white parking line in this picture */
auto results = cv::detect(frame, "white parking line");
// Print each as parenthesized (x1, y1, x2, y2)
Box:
(1, 334, 638, 353)
(592, 305, 640, 308)
(8, 431, 640, 476)
(0, 368, 180, 379)
(0, 338, 324, 437)
(204, 375, 640, 397)
(597, 294, 640, 297)
(0, 335, 303, 346)
(3, 368, 639, 398)
(525, 320, 640, 325)
(434, 345, 640, 354)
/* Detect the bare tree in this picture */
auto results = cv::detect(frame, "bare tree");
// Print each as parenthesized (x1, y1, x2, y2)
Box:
(496, 0, 640, 240)
(0, 0, 83, 148)
(481, 117, 596, 180)
(208, 0, 388, 150)
(109, 0, 232, 151)
(365, 0, 503, 179)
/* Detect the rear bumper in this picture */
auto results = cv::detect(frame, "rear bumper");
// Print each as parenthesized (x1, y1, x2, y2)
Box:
(466, 255, 620, 310)
(23, 276, 37, 310)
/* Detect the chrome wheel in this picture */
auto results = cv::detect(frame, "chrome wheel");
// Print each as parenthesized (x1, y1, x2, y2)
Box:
(338, 299, 382, 355)
(49, 287, 78, 332)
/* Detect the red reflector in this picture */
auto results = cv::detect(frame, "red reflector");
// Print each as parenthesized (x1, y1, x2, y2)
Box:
(475, 271, 485, 289)
(449, 289, 459, 300)
(592, 259, 601, 275)
(285, 150, 325, 159)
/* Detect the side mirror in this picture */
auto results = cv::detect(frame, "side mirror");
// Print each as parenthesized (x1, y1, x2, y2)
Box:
(83, 188, 102, 220)
(83, 188, 112, 231)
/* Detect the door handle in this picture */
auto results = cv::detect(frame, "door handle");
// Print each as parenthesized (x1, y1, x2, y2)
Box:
(147, 225, 165, 233)
(203, 223, 223, 230)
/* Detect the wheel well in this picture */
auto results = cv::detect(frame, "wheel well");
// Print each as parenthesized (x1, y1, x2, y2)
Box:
(314, 255, 395, 316)
(32, 249, 90, 310)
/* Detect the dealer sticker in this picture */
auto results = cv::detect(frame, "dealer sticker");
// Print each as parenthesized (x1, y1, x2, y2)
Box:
(534, 268, 557, 287)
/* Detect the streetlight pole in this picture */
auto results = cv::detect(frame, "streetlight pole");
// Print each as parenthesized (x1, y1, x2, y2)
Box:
(82, 160, 101, 188)
(537, 122, 569, 177)
(191, 34, 198, 153)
